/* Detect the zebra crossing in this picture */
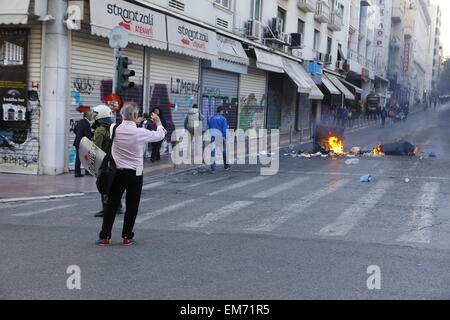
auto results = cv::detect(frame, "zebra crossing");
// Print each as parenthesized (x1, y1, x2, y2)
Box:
(1, 172, 448, 248)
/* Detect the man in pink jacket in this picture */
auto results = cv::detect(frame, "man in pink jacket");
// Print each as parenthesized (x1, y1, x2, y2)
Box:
(96, 102, 167, 246)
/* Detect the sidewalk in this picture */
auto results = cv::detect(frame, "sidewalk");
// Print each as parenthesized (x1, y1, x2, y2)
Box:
(0, 121, 381, 201)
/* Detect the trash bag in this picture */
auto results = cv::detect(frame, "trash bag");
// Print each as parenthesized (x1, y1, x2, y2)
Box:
(380, 140, 416, 156)
(360, 174, 372, 182)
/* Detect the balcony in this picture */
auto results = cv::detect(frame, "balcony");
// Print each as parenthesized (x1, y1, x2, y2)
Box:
(297, 0, 316, 13)
(391, 6, 404, 23)
(328, 12, 343, 31)
(315, 0, 330, 24)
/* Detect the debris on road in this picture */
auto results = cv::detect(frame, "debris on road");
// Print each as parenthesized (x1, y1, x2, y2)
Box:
(428, 152, 437, 158)
(345, 159, 360, 165)
(379, 140, 420, 156)
(360, 174, 373, 182)
(405, 178, 410, 183)
(299, 153, 312, 158)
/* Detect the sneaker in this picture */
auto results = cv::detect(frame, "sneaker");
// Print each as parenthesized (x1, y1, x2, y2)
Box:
(225, 166, 231, 171)
(94, 211, 104, 218)
(95, 238, 110, 246)
(122, 238, 136, 246)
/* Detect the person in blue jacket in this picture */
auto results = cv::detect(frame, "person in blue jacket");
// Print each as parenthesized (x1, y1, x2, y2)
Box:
(208, 106, 231, 172)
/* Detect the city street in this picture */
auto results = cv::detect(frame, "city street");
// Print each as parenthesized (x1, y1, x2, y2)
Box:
(1, 107, 450, 300)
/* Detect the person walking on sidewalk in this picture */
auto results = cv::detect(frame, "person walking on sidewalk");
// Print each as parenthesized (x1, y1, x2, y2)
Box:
(92, 105, 124, 218)
(184, 104, 204, 137)
(148, 107, 167, 163)
(73, 110, 93, 178)
(208, 106, 230, 172)
(380, 106, 388, 128)
(184, 104, 204, 159)
(96, 102, 167, 246)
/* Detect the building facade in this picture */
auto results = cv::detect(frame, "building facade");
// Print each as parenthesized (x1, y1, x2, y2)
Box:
(0, 0, 441, 175)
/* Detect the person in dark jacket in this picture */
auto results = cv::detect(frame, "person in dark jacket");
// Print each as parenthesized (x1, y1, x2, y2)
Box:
(148, 107, 167, 162)
(73, 110, 93, 177)
(380, 106, 388, 128)
(92, 105, 124, 218)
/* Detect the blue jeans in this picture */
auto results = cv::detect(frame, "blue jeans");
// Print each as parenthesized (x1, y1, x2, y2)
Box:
(210, 136, 230, 171)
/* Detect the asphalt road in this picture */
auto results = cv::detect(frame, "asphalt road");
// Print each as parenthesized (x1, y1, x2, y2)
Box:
(1, 106, 450, 300)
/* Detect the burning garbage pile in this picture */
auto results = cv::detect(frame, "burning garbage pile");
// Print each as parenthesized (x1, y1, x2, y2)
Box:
(284, 125, 421, 159)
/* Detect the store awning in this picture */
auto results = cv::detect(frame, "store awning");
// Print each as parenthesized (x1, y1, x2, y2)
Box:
(254, 48, 284, 73)
(0, 0, 30, 25)
(282, 58, 311, 94)
(321, 75, 340, 95)
(375, 74, 389, 84)
(340, 78, 363, 94)
(167, 16, 218, 61)
(325, 73, 355, 100)
(90, 0, 167, 50)
(298, 66, 324, 100)
(217, 35, 249, 65)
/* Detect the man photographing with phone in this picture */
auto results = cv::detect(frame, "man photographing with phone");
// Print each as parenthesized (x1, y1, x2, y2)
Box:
(96, 102, 167, 246)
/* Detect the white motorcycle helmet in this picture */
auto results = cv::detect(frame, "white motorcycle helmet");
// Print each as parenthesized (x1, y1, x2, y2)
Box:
(93, 105, 113, 124)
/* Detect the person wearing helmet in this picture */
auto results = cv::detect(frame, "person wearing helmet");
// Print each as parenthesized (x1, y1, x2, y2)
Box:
(92, 105, 124, 218)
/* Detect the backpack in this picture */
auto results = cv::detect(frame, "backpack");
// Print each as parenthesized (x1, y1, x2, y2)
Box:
(96, 124, 120, 195)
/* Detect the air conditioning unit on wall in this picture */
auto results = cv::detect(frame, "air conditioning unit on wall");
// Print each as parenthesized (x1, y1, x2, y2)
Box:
(271, 17, 283, 36)
(290, 33, 304, 48)
(246, 20, 262, 40)
(283, 33, 292, 46)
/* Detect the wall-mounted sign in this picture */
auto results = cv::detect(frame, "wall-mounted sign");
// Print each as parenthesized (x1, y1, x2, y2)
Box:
(403, 42, 410, 72)
(90, 0, 167, 50)
(167, 16, 218, 61)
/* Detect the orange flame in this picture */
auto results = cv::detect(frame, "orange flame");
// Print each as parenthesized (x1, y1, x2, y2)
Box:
(328, 137, 345, 155)
(373, 145, 384, 155)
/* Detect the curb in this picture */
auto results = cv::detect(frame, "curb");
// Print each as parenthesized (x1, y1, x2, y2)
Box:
(0, 193, 85, 204)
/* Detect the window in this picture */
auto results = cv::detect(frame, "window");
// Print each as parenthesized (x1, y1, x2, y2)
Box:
(277, 7, 286, 32)
(314, 29, 321, 51)
(215, 0, 230, 9)
(251, 0, 262, 21)
(297, 18, 305, 35)
(327, 37, 332, 55)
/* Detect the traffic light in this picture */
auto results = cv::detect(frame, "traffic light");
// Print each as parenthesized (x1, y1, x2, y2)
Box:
(116, 56, 135, 94)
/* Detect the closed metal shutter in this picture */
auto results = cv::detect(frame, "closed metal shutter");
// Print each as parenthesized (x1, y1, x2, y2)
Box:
(69, 10, 144, 168)
(201, 68, 239, 130)
(239, 67, 267, 130)
(28, 20, 42, 85)
(0, 17, 42, 174)
(149, 49, 200, 140)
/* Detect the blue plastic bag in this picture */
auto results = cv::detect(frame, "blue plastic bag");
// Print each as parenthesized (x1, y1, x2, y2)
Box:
(360, 174, 372, 182)
(429, 152, 437, 158)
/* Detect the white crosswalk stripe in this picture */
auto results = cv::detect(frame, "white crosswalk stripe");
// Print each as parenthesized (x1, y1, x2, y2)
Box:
(207, 176, 268, 196)
(252, 177, 310, 199)
(189, 176, 230, 188)
(12, 204, 76, 217)
(318, 180, 394, 237)
(247, 179, 350, 232)
(136, 199, 196, 224)
(142, 181, 166, 191)
(182, 201, 253, 228)
(397, 182, 440, 244)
